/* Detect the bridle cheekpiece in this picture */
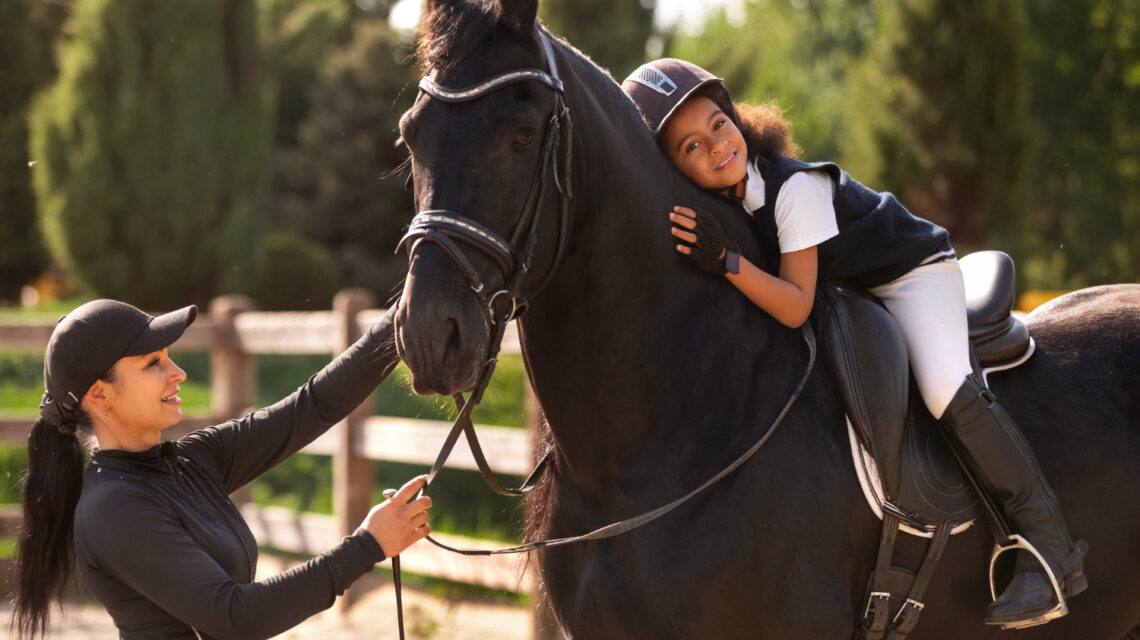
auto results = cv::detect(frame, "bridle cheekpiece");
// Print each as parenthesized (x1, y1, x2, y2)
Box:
(400, 27, 573, 330)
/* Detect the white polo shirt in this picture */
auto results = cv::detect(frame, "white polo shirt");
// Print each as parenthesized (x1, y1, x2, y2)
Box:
(741, 158, 839, 254)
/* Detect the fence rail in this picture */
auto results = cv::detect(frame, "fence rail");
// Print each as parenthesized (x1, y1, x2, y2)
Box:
(0, 290, 541, 604)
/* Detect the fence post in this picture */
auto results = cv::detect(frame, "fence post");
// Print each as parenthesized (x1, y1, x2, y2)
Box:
(209, 295, 256, 504)
(332, 288, 376, 611)
(209, 295, 256, 420)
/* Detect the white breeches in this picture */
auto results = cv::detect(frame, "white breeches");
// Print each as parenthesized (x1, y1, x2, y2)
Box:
(868, 259, 973, 419)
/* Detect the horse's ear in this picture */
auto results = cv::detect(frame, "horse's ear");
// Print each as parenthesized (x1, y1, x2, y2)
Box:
(498, 0, 539, 35)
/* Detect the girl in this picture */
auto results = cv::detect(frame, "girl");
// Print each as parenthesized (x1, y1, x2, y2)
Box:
(621, 58, 1086, 629)
(14, 299, 431, 639)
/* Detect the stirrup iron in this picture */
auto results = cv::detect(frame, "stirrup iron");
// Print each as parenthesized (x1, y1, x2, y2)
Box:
(987, 534, 1068, 630)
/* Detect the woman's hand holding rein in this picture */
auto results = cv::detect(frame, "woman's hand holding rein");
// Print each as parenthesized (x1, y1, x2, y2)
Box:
(363, 475, 432, 558)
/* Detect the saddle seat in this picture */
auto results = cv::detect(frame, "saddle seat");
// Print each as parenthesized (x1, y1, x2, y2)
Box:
(819, 250, 1031, 532)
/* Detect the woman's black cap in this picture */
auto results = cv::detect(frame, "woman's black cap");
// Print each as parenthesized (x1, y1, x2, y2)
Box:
(41, 300, 197, 425)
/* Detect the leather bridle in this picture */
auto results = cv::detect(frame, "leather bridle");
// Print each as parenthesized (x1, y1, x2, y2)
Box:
(387, 29, 572, 639)
(399, 29, 574, 334)
(389, 25, 816, 640)
(397, 25, 569, 508)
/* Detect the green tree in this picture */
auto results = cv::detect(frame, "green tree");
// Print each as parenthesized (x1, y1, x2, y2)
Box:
(669, 0, 874, 161)
(843, 0, 1027, 251)
(1012, 0, 1140, 288)
(270, 16, 417, 301)
(30, 0, 345, 309)
(540, 0, 655, 78)
(0, 0, 67, 302)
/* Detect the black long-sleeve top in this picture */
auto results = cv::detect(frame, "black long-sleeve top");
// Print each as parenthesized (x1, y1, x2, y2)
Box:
(73, 309, 400, 639)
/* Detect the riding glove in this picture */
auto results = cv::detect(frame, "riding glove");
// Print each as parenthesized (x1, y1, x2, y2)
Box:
(672, 207, 741, 275)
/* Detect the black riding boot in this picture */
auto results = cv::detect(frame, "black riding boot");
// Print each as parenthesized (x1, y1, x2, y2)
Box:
(939, 374, 1088, 628)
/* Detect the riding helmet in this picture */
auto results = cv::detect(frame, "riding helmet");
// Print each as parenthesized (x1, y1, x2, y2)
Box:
(621, 58, 739, 138)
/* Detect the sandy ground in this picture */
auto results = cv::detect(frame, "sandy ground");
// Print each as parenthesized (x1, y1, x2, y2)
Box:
(5, 554, 536, 640)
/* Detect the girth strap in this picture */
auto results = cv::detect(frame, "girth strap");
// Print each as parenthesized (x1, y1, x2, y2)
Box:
(862, 512, 900, 637)
(860, 512, 953, 639)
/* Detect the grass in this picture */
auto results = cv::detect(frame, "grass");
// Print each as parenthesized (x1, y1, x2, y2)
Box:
(0, 536, 15, 560)
(0, 297, 88, 323)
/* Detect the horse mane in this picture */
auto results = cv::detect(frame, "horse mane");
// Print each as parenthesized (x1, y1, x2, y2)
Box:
(417, 0, 506, 75)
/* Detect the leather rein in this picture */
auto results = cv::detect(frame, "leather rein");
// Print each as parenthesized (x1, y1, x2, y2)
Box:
(391, 26, 817, 639)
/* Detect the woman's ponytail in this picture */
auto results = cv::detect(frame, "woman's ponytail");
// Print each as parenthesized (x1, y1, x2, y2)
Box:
(12, 416, 87, 640)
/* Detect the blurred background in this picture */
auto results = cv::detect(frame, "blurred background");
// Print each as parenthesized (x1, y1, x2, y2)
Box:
(4, 0, 1138, 315)
(0, 0, 1137, 635)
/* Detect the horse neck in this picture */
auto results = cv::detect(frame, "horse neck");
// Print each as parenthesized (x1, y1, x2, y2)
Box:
(519, 55, 808, 493)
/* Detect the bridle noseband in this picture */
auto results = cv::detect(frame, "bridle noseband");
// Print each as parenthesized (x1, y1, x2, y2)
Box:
(399, 28, 574, 330)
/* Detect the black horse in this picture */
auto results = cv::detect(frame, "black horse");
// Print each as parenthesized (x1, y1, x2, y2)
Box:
(394, 0, 1140, 637)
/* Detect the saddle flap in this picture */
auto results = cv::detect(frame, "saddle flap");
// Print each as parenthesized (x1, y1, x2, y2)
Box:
(896, 394, 980, 523)
(824, 286, 980, 525)
(820, 286, 909, 497)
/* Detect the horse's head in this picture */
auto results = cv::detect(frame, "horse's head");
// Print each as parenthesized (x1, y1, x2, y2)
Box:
(395, 0, 573, 395)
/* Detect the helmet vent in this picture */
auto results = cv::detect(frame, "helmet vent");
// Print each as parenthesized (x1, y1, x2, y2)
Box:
(628, 65, 677, 96)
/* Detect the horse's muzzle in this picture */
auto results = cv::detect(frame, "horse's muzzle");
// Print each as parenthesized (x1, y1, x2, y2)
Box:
(394, 261, 488, 396)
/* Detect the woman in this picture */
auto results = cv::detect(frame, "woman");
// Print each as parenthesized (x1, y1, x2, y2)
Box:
(13, 299, 432, 639)
(620, 58, 1087, 628)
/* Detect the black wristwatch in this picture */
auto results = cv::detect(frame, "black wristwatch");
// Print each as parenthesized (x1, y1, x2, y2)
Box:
(724, 249, 740, 275)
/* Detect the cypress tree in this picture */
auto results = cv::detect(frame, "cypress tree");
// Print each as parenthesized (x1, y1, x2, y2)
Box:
(0, 1, 66, 302)
(270, 16, 417, 302)
(843, 0, 1027, 251)
(1015, 0, 1140, 287)
(30, 0, 344, 308)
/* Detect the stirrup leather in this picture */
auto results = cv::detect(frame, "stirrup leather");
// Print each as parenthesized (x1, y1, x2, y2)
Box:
(987, 534, 1069, 630)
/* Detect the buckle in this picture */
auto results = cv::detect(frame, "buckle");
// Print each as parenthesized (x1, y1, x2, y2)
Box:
(862, 591, 890, 633)
(890, 598, 924, 633)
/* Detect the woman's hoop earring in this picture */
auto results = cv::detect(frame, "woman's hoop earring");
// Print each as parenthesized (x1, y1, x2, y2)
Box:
(103, 409, 109, 417)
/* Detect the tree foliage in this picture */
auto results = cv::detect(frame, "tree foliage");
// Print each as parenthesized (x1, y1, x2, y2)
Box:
(270, 16, 417, 303)
(0, 0, 67, 302)
(843, 0, 1027, 251)
(1011, 0, 1140, 287)
(669, 0, 873, 163)
(30, 0, 345, 309)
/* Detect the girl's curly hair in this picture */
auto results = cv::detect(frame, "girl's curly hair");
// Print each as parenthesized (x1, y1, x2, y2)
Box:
(735, 100, 801, 160)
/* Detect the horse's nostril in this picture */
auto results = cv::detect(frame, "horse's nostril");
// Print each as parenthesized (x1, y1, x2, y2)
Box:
(444, 317, 463, 361)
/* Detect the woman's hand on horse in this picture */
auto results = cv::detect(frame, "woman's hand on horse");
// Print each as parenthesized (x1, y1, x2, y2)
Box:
(669, 205, 737, 275)
(362, 475, 432, 558)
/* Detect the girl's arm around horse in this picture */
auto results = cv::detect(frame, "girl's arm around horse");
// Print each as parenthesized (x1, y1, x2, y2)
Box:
(670, 205, 819, 328)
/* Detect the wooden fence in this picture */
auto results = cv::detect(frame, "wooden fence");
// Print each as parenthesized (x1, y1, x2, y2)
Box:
(0, 289, 554, 632)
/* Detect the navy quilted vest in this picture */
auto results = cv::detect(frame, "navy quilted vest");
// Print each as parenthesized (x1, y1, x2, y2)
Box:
(752, 153, 952, 288)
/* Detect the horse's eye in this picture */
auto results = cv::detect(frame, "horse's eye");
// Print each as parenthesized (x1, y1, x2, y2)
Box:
(514, 128, 537, 146)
